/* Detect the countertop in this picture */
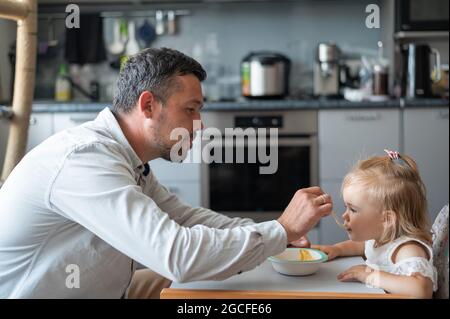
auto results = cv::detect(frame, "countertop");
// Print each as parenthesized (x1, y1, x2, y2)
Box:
(162, 256, 404, 299)
(28, 98, 449, 113)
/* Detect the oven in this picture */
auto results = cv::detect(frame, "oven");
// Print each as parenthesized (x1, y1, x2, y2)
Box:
(200, 110, 318, 222)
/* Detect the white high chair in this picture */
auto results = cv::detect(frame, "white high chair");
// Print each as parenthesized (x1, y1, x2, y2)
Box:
(432, 204, 449, 299)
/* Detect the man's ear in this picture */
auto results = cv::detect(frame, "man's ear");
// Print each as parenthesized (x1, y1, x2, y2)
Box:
(137, 91, 159, 119)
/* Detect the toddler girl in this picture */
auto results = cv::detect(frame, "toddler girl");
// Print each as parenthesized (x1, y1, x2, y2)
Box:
(314, 150, 437, 298)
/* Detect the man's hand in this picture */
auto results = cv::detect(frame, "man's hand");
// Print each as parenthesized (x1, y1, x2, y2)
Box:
(277, 187, 332, 243)
(289, 236, 311, 248)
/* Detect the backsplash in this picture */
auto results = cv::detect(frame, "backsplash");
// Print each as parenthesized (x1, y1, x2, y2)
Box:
(30, 0, 391, 102)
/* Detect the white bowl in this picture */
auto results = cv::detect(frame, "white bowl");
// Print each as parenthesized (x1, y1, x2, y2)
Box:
(268, 248, 328, 276)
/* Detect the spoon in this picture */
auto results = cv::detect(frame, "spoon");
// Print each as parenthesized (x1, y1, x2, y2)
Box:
(331, 211, 346, 229)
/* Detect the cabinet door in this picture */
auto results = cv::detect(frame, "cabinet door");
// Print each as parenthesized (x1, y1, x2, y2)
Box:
(319, 109, 401, 180)
(0, 118, 10, 171)
(53, 113, 98, 133)
(160, 181, 201, 207)
(27, 114, 54, 152)
(404, 107, 449, 222)
(318, 180, 349, 245)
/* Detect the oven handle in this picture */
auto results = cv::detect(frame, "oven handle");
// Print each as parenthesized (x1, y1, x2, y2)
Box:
(202, 136, 315, 148)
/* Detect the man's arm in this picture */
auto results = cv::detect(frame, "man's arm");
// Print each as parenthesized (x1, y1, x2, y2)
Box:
(49, 143, 287, 283)
(147, 173, 256, 229)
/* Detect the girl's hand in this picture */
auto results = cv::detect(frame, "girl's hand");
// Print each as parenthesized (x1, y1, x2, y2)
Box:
(337, 265, 374, 284)
(311, 244, 341, 261)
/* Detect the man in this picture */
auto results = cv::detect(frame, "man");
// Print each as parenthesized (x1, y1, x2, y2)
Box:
(0, 48, 332, 298)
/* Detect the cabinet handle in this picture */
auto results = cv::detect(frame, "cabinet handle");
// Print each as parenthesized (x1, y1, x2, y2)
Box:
(346, 113, 381, 121)
(437, 110, 449, 120)
(69, 116, 96, 124)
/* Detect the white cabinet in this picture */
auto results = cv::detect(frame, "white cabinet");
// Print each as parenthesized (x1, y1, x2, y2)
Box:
(26, 114, 54, 152)
(318, 109, 401, 245)
(163, 181, 202, 207)
(53, 113, 98, 133)
(319, 109, 401, 180)
(404, 107, 449, 222)
(0, 118, 10, 171)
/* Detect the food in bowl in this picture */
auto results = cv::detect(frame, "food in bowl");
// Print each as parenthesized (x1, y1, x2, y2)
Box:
(298, 249, 314, 261)
(268, 248, 328, 276)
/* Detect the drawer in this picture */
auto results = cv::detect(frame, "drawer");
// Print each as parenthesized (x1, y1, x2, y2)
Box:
(53, 113, 98, 133)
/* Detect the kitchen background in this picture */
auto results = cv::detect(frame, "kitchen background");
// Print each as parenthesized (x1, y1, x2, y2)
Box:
(0, 0, 449, 245)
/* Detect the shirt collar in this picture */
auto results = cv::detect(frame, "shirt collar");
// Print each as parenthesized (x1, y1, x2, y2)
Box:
(95, 107, 145, 172)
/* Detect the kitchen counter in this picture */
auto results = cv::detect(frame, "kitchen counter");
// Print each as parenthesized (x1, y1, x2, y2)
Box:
(30, 98, 448, 113)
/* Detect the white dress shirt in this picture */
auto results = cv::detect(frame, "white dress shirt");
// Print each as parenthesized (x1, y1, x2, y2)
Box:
(0, 107, 287, 298)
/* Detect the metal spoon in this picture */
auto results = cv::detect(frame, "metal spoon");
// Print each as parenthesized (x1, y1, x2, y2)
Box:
(331, 211, 346, 229)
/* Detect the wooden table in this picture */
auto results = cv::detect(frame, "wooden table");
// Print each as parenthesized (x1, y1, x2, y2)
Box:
(161, 256, 409, 299)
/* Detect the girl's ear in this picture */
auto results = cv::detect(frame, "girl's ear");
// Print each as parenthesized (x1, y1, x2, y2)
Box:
(382, 210, 397, 227)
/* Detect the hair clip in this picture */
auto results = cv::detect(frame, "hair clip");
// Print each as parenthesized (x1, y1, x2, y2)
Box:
(384, 149, 400, 160)
(384, 149, 407, 166)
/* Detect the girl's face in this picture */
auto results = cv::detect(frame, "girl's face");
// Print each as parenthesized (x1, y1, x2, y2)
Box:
(341, 184, 386, 242)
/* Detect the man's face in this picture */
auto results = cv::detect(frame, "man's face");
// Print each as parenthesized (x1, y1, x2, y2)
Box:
(151, 74, 204, 161)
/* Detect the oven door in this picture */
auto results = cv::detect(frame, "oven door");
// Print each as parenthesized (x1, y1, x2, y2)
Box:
(201, 134, 318, 221)
(396, 0, 449, 31)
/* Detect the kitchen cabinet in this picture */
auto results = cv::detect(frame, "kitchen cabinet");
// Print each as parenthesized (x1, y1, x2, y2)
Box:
(0, 118, 10, 172)
(26, 114, 54, 152)
(318, 109, 401, 245)
(53, 113, 98, 133)
(319, 109, 401, 180)
(162, 181, 201, 207)
(404, 107, 449, 222)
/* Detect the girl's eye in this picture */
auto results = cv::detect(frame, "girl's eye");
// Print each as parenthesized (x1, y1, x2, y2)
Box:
(350, 208, 357, 213)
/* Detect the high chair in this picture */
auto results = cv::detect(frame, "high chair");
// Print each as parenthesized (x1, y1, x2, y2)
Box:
(432, 204, 449, 299)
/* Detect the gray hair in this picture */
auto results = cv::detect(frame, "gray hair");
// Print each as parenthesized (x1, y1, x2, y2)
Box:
(112, 47, 206, 114)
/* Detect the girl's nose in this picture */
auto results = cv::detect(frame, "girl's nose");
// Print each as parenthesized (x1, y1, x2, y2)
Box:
(342, 211, 350, 222)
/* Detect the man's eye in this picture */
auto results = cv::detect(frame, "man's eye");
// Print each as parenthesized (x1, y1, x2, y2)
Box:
(186, 108, 195, 114)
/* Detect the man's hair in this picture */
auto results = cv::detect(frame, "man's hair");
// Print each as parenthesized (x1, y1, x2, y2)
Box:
(112, 47, 206, 114)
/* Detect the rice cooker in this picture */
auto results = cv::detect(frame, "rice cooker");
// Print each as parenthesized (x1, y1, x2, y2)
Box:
(241, 51, 291, 98)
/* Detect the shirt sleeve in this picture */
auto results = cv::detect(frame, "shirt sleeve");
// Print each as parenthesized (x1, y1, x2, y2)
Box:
(48, 143, 287, 282)
(393, 257, 438, 292)
(145, 171, 257, 229)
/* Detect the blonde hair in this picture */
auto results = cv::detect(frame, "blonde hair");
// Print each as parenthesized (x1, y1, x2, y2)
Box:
(342, 153, 432, 246)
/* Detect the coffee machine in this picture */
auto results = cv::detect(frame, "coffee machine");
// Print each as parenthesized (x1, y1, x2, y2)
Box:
(314, 43, 341, 98)
(397, 44, 441, 98)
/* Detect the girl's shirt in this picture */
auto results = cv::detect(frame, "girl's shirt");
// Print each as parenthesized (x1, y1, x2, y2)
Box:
(365, 236, 437, 291)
